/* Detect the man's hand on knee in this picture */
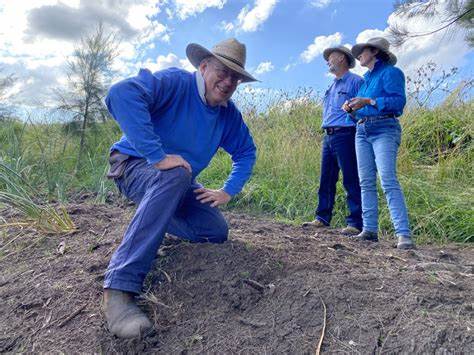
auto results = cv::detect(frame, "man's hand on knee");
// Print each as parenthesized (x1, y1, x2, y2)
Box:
(154, 154, 192, 174)
(194, 188, 231, 207)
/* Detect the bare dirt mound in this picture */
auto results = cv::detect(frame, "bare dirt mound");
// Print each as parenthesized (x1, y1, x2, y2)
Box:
(1, 203, 473, 354)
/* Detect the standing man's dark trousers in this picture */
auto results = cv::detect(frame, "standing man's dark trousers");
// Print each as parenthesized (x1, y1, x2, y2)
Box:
(104, 157, 229, 294)
(315, 127, 362, 229)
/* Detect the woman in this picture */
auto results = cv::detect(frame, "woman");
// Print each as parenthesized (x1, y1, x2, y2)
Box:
(342, 37, 413, 249)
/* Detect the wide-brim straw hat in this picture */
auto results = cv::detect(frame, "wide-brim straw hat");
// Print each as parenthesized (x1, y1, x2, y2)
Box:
(186, 38, 258, 83)
(323, 46, 355, 68)
(351, 37, 397, 65)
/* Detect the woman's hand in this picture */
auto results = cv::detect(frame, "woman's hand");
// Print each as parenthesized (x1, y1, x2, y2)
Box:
(341, 100, 353, 113)
(348, 97, 372, 111)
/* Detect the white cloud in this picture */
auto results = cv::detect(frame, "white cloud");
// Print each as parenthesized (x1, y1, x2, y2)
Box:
(225, 0, 278, 33)
(172, 0, 227, 20)
(220, 20, 234, 33)
(161, 33, 171, 43)
(138, 53, 195, 73)
(300, 32, 342, 63)
(310, 0, 333, 8)
(352, 1, 471, 77)
(0, 60, 66, 107)
(254, 61, 274, 75)
(355, 29, 385, 44)
(0, 1, 170, 107)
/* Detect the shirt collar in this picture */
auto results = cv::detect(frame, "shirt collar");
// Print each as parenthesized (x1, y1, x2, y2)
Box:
(195, 70, 228, 107)
(335, 70, 351, 82)
(365, 59, 386, 77)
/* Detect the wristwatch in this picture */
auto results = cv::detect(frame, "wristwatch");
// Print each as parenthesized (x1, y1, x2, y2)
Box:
(368, 98, 376, 106)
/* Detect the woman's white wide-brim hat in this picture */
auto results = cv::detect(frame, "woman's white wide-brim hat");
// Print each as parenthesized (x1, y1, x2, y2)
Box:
(352, 37, 397, 65)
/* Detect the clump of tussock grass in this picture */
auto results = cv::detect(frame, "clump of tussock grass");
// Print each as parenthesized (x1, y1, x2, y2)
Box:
(0, 160, 76, 234)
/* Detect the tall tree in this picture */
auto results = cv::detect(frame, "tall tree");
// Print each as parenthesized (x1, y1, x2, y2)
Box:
(58, 23, 119, 171)
(389, 0, 474, 46)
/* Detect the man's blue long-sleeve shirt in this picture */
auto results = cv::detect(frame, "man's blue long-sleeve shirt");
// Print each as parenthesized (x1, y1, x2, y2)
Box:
(354, 60, 407, 118)
(106, 67, 257, 196)
(322, 71, 363, 128)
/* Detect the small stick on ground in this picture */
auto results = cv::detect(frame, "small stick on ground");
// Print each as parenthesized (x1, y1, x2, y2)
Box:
(58, 305, 87, 328)
(237, 317, 266, 328)
(0, 269, 35, 287)
(243, 279, 265, 292)
(160, 269, 172, 283)
(0, 231, 26, 252)
(315, 288, 327, 355)
(388, 254, 407, 262)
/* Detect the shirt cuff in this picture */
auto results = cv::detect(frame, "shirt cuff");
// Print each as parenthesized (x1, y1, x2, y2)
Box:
(222, 184, 239, 197)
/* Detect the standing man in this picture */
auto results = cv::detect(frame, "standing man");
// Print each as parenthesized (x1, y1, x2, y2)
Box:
(303, 46, 363, 234)
(103, 38, 257, 338)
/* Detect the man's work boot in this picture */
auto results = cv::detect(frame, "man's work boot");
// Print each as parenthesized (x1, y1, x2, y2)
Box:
(341, 225, 361, 235)
(103, 289, 152, 338)
(397, 235, 415, 250)
(352, 230, 379, 242)
(302, 219, 327, 228)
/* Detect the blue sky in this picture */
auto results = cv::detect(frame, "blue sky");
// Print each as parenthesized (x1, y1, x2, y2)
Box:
(173, 0, 397, 91)
(0, 0, 472, 108)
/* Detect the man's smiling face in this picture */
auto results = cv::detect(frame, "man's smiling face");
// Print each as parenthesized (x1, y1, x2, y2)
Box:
(200, 57, 242, 106)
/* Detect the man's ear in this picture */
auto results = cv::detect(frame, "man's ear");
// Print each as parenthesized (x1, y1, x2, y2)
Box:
(199, 59, 209, 75)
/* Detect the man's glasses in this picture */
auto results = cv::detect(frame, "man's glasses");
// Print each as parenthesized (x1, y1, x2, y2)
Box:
(209, 62, 242, 84)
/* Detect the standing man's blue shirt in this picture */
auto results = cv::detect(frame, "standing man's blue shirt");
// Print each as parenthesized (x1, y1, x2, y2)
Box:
(322, 71, 363, 128)
(355, 60, 406, 119)
(106, 67, 256, 196)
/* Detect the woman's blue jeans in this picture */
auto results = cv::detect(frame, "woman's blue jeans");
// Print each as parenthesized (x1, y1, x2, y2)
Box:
(355, 118, 411, 236)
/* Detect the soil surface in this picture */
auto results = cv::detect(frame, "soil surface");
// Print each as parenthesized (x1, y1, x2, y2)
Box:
(1, 202, 473, 354)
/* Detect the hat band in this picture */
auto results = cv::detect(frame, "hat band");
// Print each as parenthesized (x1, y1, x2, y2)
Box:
(213, 51, 244, 69)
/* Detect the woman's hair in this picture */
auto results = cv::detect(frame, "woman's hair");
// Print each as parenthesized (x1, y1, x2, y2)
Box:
(368, 46, 390, 63)
(375, 51, 390, 63)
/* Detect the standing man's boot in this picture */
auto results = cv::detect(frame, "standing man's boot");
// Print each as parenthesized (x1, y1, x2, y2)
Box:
(103, 289, 152, 338)
(302, 219, 327, 228)
(341, 225, 361, 235)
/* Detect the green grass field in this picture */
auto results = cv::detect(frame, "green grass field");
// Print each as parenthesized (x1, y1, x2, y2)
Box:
(1, 98, 473, 243)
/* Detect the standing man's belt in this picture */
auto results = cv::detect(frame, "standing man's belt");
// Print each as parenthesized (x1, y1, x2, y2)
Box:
(357, 115, 398, 124)
(324, 126, 356, 135)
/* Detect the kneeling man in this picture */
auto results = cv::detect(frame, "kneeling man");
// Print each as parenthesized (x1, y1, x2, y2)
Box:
(103, 38, 257, 338)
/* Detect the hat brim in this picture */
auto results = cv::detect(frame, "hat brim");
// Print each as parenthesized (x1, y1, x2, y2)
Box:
(186, 43, 258, 83)
(323, 47, 355, 68)
(352, 43, 397, 65)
